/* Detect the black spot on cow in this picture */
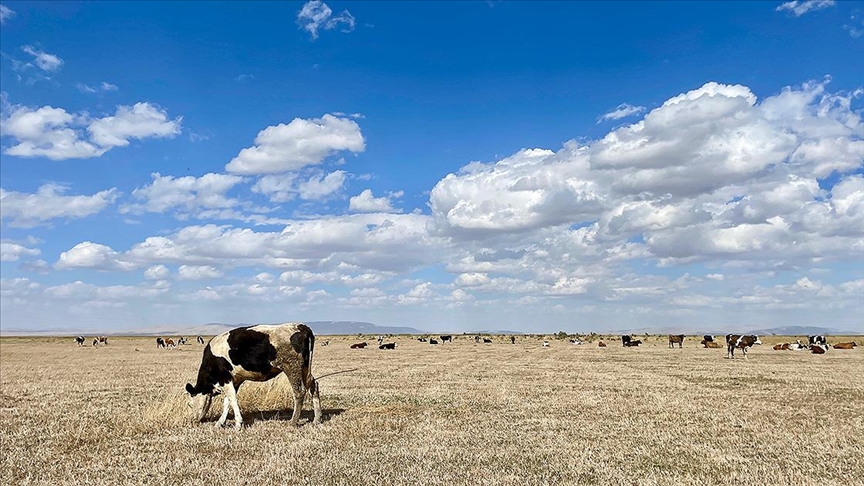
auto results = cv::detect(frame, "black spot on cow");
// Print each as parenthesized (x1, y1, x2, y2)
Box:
(226, 327, 279, 376)
(186, 345, 233, 396)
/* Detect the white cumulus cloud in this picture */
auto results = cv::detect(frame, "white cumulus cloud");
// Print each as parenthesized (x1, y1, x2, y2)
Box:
(0, 184, 118, 228)
(226, 114, 364, 174)
(349, 189, 403, 213)
(776, 0, 835, 17)
(297, 1, 356, 40)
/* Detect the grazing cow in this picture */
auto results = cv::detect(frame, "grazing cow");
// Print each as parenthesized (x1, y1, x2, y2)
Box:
(833, 342, 857, 350)
(185, 322, 321, 429)
(668, 334, 685, 349)
(74, 336, 85, 346)
(156, 337, 166, 348)
(510, 336, 516, 345)
(808, 335, 827, 347)
(542, 341, 549, 347)
(483, 338, 493, 343)
(379, 343, 396, 350)
(429, 339, 439, 345)
(350, 342, 368, 349)
(197, 335, 205, 345)
(94, 336, 108, 346)
(166, 338, 176, 348)
(440, 335, 452, 344)
(621, 335, 632, 347)
(598, 341, 607, 347)
(704, 341, 722, 349)
(93, 338, 99, 346)
(726, 334, 762, 359)
(624, 339, 642, 347)
(811, 344, 828, 354)
(178, 337, 188, 346)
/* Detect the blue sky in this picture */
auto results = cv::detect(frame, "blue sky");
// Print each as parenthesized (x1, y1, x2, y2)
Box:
(1, 1, 863, 334)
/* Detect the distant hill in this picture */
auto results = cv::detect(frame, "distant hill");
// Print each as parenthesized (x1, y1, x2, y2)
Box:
(745, 325, 862, 336)
(0, 320, 426, 337)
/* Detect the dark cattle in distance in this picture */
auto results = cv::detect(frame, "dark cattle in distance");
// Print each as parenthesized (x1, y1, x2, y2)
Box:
(598, 341, 607, 347)
(440, 335, 453, 344)
(197, 335, 205, 345)
(483, 338, 493, 343)
(726, 334, 762, 359)
(624, 339, 642, 347)
(668, 334, 685, 349)
(417, 338, 427, 342)
(93, 338, 99, 346)
(379, 343, 396, 350)
(177, 337, 188, 346)
(156, 337, 166, 348)
(833, 342, 857, 350)
(185, 322, 321, 429)
(621, 335, 631, 347)
(702, 335, 714, 343)
(510, 336, 516, 345)
(74, 336, 85, 346)
(429, 339, 439, 345)
(811, 344, 828, 354)
(350, 342, 368, 349)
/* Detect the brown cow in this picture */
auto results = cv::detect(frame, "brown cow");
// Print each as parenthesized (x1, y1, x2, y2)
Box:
(811, 344, 827, 354)
(598, 341, 607, 347)
(832, 342, 857, 349)
(350, 342, 368, 349)
(165, 338, 176, 348)
(726, 334, 762, 359)
(668, 334, 685, 349)
(772, 344, 785, 351)
(704, 341, 722, 348)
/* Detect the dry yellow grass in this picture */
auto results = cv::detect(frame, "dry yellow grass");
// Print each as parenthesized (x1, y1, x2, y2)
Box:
(1, 334, 862, 485)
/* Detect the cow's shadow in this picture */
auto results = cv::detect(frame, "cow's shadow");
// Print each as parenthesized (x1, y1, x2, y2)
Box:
(242, 407, 346, 426)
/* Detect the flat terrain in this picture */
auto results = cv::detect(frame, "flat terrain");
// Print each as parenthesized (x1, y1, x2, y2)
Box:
(1, 334, 862, 485)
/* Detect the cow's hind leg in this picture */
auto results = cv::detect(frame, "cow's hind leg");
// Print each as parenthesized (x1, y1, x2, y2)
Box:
(307, 377, 322, 424)
(288, 376, 305, 426)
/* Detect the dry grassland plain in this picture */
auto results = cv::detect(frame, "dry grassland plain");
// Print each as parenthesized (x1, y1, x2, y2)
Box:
(1, 334, 862, 486)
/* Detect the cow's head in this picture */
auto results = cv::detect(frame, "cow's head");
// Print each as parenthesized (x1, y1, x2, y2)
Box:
(185, 383, 214, 423)
(752, 335, 762, 345)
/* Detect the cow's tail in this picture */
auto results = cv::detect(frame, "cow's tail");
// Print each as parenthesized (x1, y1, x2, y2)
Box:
(301, 325, 316, 391)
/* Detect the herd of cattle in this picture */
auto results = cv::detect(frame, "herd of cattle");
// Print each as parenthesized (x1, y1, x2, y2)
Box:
(74, 335, 108, 346)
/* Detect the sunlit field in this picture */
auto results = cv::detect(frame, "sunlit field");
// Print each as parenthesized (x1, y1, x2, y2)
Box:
(1, 334, 862, 485)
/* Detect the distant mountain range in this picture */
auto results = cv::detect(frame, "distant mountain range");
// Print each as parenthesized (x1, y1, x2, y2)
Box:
(0, 321, 426, 337)
(1, 322, 859, 337)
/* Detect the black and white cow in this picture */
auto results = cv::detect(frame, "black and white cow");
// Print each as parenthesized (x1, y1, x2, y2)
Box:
(726, 334, 763, 359)
(185, 322, 322, 429)
(700, 335, 715, 345)
(429, 339, 439, 345)
(808, 335, 827, 348)
(197, 335, 205, 345)
(483, 338, 493, 343)
(74, 336, 85, 346)
(379, 342, 396, 350)
(440, 335, 452, 344)
(156, 337, 166, 348)
(177, 337, 188, 346)
(621, 335, 632, 347)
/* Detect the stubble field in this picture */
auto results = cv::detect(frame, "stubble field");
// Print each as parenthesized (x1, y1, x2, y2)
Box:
(1, 334, 862, 486)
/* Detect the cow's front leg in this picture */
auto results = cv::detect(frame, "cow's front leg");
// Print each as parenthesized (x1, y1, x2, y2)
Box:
(216, 394, 230, 428)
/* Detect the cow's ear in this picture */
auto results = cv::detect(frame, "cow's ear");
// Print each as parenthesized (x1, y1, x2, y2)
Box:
(185, 383, 197, 396)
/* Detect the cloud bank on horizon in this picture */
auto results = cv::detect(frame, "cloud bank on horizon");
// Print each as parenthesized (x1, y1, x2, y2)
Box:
(1, 2, 862, 333)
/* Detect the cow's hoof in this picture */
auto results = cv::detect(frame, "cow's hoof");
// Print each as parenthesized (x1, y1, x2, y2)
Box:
(215, 421, 225, 428)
